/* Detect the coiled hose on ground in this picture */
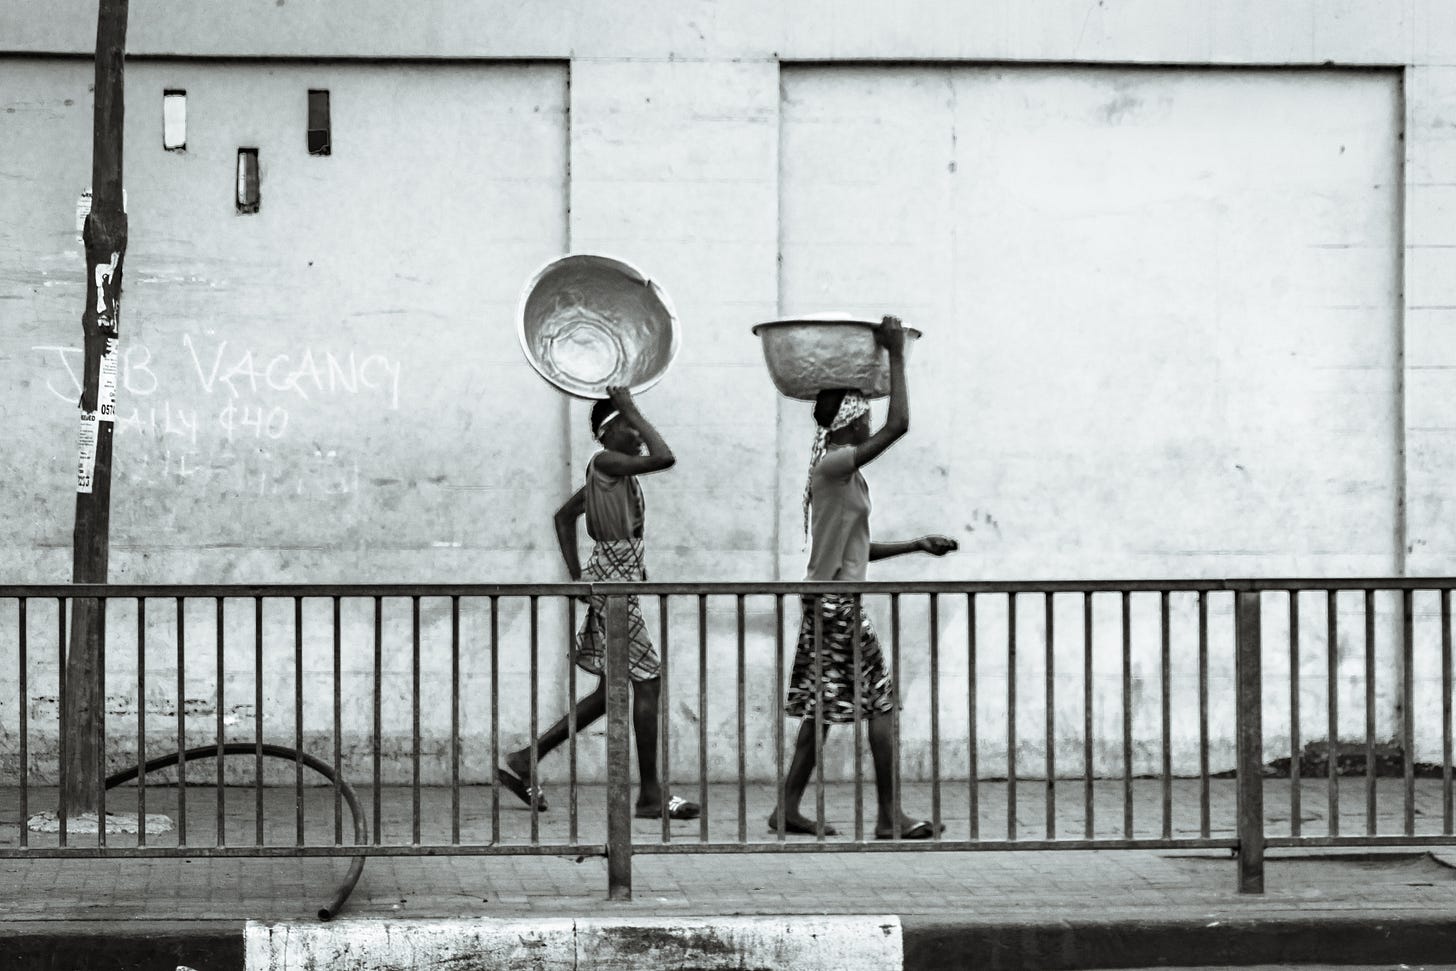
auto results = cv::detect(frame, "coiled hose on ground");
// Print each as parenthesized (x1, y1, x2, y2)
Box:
(103, 742, 367, 920)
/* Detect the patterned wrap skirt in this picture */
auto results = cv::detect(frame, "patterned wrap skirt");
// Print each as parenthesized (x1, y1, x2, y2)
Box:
(573, 538, 660, 683)
(785, 594, 896, 723)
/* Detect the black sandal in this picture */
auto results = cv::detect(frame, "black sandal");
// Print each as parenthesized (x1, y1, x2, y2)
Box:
(766, 813, 839, 837)
(874, 819, 943, 840)
(495, 767, 548, 812)
(635, 796, 700, 820)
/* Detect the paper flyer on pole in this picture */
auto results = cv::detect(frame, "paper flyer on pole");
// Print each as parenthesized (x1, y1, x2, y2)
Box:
(98, 336, 119, 422)
(77, 410, 98, 493)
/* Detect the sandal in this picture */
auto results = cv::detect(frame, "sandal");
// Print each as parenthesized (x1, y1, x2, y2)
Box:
(766, 813, 839, 837)
(635, 795, 701, 820)
(874, 819, 943, 840)
(495, 767, 549, 812)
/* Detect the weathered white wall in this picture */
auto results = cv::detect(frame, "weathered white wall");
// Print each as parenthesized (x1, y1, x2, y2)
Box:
(3, 0, 1455, 784)
(5, 0, 1456, 65)
(0, 59, 576, 781)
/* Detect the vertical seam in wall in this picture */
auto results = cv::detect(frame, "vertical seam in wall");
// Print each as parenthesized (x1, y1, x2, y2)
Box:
(773, 58, 785, 581)
(1395, 64, 1412, 733)
(1396, 65, 1410, 580)
(562, 61, 575, 505)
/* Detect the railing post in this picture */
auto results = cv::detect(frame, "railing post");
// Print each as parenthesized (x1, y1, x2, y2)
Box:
(1235, 589, 1265, 894)
(604, 592, 633, 900)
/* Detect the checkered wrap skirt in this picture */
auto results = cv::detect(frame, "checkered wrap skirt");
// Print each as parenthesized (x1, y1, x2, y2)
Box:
(573, 538, 660, 683)
(785, 594, 896, 724)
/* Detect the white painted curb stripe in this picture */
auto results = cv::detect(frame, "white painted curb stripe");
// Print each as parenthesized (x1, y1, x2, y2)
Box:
(246, 915, 904, 970)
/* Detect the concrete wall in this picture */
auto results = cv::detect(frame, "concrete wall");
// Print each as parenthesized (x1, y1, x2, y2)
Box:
(3, 1, 1455, 784)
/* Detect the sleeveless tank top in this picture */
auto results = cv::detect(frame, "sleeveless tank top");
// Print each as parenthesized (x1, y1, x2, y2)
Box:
(584, 452, 645, 541)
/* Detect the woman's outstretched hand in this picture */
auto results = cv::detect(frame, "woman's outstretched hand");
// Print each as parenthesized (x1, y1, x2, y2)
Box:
(918, 535, 959, 556)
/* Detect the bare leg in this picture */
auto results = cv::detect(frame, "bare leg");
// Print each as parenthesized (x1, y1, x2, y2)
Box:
(506, 679, 606, 779)
(632, 676, 661, 809)
(868, 711, 922, 834)
(768, 717, 837, 834)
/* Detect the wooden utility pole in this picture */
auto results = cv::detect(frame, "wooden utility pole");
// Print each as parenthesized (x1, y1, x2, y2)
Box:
(64, 0, 129, 815)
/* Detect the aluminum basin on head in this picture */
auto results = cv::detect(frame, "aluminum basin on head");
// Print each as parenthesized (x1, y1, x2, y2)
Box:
(517, 253, 679, 399)
(752, 314, 921, 401)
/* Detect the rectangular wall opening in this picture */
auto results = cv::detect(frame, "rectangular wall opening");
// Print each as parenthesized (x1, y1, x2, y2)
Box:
(162, 90, 186, 151)
(307, 89, 331, 156)
(236, 148, 260, 213)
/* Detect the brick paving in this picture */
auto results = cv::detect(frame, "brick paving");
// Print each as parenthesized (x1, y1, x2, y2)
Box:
(1, 780, 1455, 925)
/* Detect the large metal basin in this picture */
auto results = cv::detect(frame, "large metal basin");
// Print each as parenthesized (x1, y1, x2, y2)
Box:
(752, 314, 921, 400)
(518, 254, 679, 399)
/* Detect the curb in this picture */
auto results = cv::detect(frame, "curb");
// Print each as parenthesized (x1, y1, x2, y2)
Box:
(244, 915, 903, 970)
(901, 912, 1456, 970)
(4, 912, 1456, 970)
(0, 921, 243, 971)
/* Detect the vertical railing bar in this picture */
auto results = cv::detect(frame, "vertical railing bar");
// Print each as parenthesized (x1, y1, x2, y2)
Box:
(657, 595, 669, 846)
(216, 596, 225, 848)
(1445, 588, 1453, 836)
(332, 597, 341, 846)
(97, 597, 107, 849)
(58, 596, 68, 847)
(852, 596, 864, 843)
(1006, 592, 1016, 842)
(451, 595, 461, 845)
(930, 593, 942, 841)
(1365, 589, 1376, 835)
(489, 596, 500, 845)
(892, 593, 903, 840)
(294, 597, 304, 847)
(1160, 590, 1171, 842)
(1044, 592, 1055, 840)
(568, 595, 580, 846)
(968, 592, 979, 841)
(1122, 590, 1133, 840)
(1403, 589, 1415, 837)
(18, 598, 27, 848)
(1290, 591, 1301, 839)
(699, 595, 710, 843)
(1328, 590, 1340, 838)
(736, 594, 747, 844)
(254, 596, 264, 848)
(529, 595, 541, 846)
(604, 595, 634, 899)
(412, 595, 422, 846)
(774, 594, 786, 843)
(1084, 591, 1094, 840)
(137, 597, 147, 847)
(372, 596, 382, 846)
(176, 596, 186, 846)
(1198, 591, 1209, 840)
(1236, 590, 1266, 894)
(812, 596, 825, 844)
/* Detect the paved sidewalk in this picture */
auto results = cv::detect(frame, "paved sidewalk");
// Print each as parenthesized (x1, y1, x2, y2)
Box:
(4, 782, 1456, 968)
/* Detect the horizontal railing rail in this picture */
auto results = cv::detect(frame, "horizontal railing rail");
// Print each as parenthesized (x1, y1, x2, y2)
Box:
(2, 578, 1454, 911)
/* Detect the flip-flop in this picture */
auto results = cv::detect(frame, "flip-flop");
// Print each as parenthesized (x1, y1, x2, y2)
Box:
(635, 796, 701, 820)
(766, 813, 839, 837)
(874, 820, 943, 840)
(495, 767, 549, 812)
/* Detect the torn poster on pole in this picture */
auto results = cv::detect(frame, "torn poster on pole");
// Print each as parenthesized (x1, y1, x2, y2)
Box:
(77, 410, 98, 493)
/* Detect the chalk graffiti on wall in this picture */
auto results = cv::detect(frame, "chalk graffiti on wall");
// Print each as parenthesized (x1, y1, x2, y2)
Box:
(35, 335, 402, 412)
(34, 336, 398, 497)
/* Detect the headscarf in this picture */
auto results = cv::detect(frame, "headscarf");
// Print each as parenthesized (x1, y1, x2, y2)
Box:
(593, 409, 622, 443)
(802, 390, 870, 541)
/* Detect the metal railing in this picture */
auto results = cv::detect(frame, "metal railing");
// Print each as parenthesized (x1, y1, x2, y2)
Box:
(2, 578, 1454, 912)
